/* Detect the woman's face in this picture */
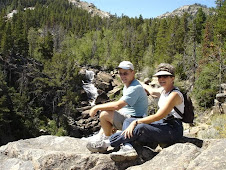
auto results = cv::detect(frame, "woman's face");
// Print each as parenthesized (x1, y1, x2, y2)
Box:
(157, 75, 174, 88)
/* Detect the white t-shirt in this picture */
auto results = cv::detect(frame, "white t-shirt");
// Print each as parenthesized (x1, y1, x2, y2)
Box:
(158, 88, 184, 119)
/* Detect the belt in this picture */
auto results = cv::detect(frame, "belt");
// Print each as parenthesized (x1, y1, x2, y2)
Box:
(131, 115, 143, 118)
(163, 116, 181, 124)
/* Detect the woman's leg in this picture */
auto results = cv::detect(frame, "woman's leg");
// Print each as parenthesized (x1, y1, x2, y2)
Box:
(135, 119, 183, 144)
(110, 118, 183, 147)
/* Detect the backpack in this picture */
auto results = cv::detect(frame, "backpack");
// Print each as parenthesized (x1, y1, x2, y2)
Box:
(170, 89, 194, 123)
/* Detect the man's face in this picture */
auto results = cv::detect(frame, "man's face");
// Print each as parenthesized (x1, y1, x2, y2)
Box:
(118, 69, 135, 87)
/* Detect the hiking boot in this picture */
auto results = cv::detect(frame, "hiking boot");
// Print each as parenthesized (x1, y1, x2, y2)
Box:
(86, 138, 109, 153)
(110, 145, 138, 162)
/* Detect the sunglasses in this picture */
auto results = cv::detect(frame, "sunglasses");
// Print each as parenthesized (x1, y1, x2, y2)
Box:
(119, 72, 129, 76)
(157, 75, 170, 78)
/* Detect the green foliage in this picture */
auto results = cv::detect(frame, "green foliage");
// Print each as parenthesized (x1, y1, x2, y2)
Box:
(215, 0, 226, 40)
(27, 27, 39, 57)
(46, 119, 67, 136)
(0, 70, 11, 126)
(193, 62, 219, 107)
(1, 22, 13, 58)
(11, 14, 29, 58)
(155, 19, 170, 63)
(173, 53, 187, 80)
(38, 31, 54, 60)
(194, 8, 206, 43)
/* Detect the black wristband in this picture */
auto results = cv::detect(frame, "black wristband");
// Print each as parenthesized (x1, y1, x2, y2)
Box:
(135, 120, 138, 126)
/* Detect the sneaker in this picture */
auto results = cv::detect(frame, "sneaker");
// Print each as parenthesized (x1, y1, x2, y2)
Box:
(110, 145, 138, 162)
(81, 132, 103, 141)
(86, 139, 109, 153)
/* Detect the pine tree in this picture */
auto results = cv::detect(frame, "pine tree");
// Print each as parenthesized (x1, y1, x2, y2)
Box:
(215, 0, 226, 40)
(0, 68, 11, 128)
(12, 15, 29, 58)
(215, 0, 224, 8)
(202, 20, 214, 59)
(177, 13, 189, 53)
(27, 27, 39, 57)
(167, 16, 180, 57)
(1, 22, 13, 58)
(0, 10, 6, 41)
(39, 31, 54, 60)
(155, 19, 169, 63)
(194, 8, 206, 43)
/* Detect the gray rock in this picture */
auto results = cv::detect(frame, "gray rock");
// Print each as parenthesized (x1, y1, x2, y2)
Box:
(128, 139, 226, 170)
(221, 84, 226, 91)
(68, 0, 111, 18)
(187, 139, 226, 170)
(216, 93, 226, 103)
(97, 72, 113, 83)
(157, 4, 215, 19)
(127, 143, 200, 170)
(0, 136, 114, 170)
(1, 136, 226, 170)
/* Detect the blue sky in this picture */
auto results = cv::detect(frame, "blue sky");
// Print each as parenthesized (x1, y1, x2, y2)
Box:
(84, 0, 216, 18)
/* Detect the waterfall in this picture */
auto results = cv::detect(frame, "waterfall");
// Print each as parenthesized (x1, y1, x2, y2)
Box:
(82, 70, 98, 106)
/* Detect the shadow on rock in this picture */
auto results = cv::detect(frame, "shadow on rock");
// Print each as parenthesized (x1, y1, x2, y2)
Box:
(178, 136, 203, 148)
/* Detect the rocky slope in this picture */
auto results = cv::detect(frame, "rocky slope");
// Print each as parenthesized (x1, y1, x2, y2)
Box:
(68, 0, 111, 18)
(0, 135, 226, 170)
(157, 4, 215, 19)
(6, 0, 111, 19)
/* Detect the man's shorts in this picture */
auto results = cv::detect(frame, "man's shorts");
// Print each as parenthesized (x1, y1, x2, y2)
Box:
(113, 111, 131, 130)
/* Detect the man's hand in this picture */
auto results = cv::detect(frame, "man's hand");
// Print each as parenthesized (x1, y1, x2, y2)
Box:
(121, 120, 137, 139)
(89, 106, 98, 117)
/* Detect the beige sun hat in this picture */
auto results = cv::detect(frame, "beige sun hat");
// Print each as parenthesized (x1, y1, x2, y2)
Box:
(153, 63, 175, 77)
(117, 61, 134, 70)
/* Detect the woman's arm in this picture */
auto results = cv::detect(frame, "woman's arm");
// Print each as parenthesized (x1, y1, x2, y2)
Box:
(122, 91, 183, 138)
(138, 91, 182, 124)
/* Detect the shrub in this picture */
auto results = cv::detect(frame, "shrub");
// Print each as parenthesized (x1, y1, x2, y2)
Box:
(193, 62, 219, 108)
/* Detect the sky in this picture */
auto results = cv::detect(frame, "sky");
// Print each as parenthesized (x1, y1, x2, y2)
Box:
(84, 0, 216, 18)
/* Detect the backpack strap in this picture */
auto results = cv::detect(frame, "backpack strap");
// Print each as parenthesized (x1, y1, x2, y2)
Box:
(169, 88, 183, 118)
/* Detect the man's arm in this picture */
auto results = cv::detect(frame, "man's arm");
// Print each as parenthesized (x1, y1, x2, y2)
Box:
(89, 100, 127, 117)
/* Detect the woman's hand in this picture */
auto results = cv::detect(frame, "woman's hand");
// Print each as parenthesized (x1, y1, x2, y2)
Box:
(121, 120, 137, 139)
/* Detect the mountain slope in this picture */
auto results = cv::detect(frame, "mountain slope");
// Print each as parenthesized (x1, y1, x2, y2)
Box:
(157, 4, 215, 19)
(69, 0, 111, 18)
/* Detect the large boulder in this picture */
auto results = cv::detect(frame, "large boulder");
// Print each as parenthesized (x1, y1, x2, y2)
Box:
(0, 135, 155, 170)
(128, 139, 226, 170)
(1, 135, 226, 170)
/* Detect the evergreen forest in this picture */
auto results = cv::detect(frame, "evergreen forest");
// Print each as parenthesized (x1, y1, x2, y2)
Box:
(0, 0, 225, 145)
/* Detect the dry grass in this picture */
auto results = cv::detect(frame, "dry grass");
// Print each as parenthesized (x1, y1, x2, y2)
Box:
(199, 114, 226, 139)
(211, 114, 226, 138)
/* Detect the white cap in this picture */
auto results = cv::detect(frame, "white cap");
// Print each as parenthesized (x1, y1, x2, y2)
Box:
(154, 71, 173, 76)
(117, 61, 134, 70)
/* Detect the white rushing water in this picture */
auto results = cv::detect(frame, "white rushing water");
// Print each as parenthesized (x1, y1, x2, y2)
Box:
(82, 70, 98, 106)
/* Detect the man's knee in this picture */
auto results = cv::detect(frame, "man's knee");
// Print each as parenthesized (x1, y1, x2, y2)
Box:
(100, 111, 113, 121)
